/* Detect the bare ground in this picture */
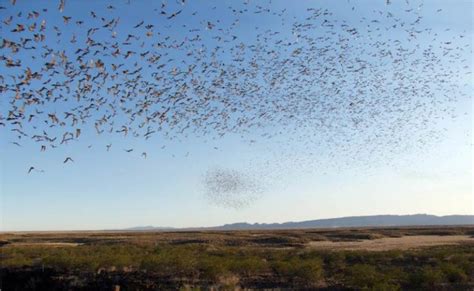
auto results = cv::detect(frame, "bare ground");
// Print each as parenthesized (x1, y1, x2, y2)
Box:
(307, 234, 473, 251)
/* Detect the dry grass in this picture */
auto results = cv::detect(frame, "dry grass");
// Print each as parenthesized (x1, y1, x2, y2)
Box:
(2, 225, 473, 248)
(307, 235, 473, 251)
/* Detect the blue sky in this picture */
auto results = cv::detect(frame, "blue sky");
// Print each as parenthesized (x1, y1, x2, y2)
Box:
(0, 0, 472, 230)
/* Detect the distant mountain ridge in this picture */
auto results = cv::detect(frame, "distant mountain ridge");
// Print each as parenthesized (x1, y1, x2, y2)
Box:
(124, 214, 474, 231)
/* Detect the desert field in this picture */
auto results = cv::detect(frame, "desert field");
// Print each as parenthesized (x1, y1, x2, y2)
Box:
(1, 226, 473, 290)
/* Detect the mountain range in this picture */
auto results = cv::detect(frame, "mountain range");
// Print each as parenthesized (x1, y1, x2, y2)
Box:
(123, 214, 474, 231)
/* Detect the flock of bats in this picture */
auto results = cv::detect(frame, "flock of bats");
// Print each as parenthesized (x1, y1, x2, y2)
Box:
(0, 0, 471, 205)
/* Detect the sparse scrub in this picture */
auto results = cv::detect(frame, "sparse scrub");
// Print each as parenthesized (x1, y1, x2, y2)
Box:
(1, 227, 473, 289)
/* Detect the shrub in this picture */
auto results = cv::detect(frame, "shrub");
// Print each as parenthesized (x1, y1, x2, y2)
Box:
(409, 266, 445, 288)
(272, 256, 323, 284)
(441, 263, 468, 283)
(296, 258, 324, 283)
(199, 255, 230, 280)
(345, 264, 383, 289)
(228, 255, 268, 276)
(323, 251, 346, 273)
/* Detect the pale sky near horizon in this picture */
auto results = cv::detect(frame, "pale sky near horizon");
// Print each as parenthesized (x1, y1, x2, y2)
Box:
(0, 0, 472, 231)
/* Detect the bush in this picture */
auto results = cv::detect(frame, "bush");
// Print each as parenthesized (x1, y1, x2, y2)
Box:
(323, 251, 346, 273)
(296, 259, 324, 283)
(150, 246, 198, 276)
(441, 263, 468, 283)
(272, 256, 323, 284)
(228, 255, 268, 276)
(345, 264, 390, 289)
(409, 266, 445, 288)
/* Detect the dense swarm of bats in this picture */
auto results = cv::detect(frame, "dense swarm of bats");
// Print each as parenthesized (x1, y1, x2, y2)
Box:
(1, 0, 471, 193)
(204, 168, 262, 209)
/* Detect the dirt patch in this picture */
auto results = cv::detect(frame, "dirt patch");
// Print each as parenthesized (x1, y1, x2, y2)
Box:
(307, 235, 473, 251)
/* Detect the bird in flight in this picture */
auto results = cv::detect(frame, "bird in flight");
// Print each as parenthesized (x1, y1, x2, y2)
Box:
(63, 157, 74, 163)
(167, 9, 182, 19)
(58, 0, 65, 12)
(27, 166, 44, 174)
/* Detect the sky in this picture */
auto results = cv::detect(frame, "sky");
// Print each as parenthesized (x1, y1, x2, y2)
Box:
(0, 0, 472, 231)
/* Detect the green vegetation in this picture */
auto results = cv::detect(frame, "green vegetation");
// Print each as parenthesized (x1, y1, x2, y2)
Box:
(1, 228, 473, 289)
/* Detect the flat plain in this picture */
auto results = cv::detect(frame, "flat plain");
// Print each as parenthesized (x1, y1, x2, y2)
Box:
(1, 226, 473, 290)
